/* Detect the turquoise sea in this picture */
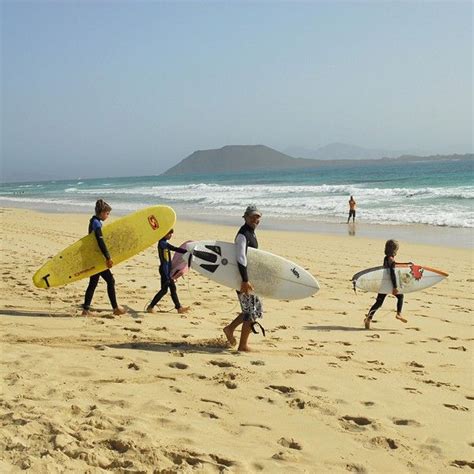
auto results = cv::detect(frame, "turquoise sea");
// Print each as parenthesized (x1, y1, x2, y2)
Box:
(1, 159, 473, 229)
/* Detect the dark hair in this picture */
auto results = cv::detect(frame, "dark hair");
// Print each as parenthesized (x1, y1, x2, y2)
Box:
(385, 239, 399, 256)
(95, 199, 112, 215)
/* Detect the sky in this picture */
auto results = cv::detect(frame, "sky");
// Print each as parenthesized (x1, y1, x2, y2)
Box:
(1, 1, 472, 182)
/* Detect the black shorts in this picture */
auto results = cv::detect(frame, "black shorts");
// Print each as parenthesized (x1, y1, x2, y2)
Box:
(349, 210, 356, 218)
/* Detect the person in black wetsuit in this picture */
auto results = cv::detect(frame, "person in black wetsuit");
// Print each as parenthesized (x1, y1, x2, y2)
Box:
(223, 205, 263, 351)
(364, 239, 407, 329)
(146, 229, 190, 314)
(82, 199, 126, 316)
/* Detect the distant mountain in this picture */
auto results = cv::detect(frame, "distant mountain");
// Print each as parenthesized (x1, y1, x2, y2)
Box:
(162, 145, 472, 176)
(163, 145, 312, 175)
(284, 142, 419, 160)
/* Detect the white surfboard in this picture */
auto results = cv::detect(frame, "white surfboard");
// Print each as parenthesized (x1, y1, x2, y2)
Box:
(352, 263, 448, 294)
(187, 241, 319, 300)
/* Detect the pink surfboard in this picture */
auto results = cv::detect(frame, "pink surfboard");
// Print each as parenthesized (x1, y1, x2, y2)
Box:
(170, 241, 193, 280)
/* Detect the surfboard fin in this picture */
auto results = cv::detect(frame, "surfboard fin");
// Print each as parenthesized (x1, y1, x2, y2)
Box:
(193, 250, 218, 263)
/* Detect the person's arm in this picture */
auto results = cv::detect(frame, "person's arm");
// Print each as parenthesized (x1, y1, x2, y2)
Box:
(387, 257, 398, 294)
(166, 243, 186, 254)
(93, 225, 113, 268)
(235, 234, 253, 293)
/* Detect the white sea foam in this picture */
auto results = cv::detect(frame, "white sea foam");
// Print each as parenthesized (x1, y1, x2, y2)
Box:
(1, 180, 472, 228)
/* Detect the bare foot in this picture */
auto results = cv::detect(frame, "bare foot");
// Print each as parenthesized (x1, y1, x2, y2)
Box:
(396, 314, 407, 323)
(113, 306, 127, 316)
(364, 317, 371, 329)
(177, 306, 190, 314)
(223, 327, 237, 346)
(237, 346, 254, 352)
(146, 306, 156, 314)
(82, 309, 96, 317)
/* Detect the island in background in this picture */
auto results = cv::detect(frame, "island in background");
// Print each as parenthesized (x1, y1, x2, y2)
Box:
(162, 144, 472, 176)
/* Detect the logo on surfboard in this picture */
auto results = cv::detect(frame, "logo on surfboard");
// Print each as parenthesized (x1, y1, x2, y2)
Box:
(148, 215, 159, 230)
(409, 264, 424, 280)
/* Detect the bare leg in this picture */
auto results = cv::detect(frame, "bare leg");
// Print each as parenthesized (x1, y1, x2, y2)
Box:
(223, 313, 244, 346)
(238, 320, 253, 352)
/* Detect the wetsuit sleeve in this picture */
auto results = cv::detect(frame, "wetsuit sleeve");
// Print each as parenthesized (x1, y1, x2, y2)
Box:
(235, 233, 249, 282)
(93, 227, 111, 260)
(166, 243, 186, 254)
(388, 257, 397, 288)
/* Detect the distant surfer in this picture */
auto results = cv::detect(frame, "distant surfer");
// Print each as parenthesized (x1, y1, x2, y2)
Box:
(223, 205, 264, 351)
(347, 196, 356, 223)
(364, 239, 407, 329)
(147, 229, 190, 314)
(82, 199, 127, 316)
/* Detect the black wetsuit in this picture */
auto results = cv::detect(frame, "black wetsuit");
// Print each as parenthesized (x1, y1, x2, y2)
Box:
(236, 223, 258, 282)
(149, 238, 187, 309)
(235, 224, 263, 323)
(367, 256, 404, 319)
(83, 216, 118, 310)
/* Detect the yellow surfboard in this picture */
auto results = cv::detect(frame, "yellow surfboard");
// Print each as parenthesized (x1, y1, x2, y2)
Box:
(33, 205, 176, 288)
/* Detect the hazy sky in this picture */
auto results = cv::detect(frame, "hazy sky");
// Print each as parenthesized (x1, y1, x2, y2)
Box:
(1, 1, 472, 181)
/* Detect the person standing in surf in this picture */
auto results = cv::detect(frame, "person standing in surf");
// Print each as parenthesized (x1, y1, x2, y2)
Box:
(82, 199, 127, 316)
(364, 239, 407, 329)
(223, 205, 263, 351)
(147, 229, 190, 314)
(347, 196, 356, 223)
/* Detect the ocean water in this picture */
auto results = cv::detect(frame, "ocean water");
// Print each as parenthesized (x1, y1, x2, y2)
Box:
(1, 159, 473, 229)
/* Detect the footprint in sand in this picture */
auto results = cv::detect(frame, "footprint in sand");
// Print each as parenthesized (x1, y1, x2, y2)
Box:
(392, 418, 421, 427)
(267, 385, 295, 395)
(241, 423, 271, 430)
(278, 437, 302, 450)
(167, 362, 188, 370)
(341, 415, 373, 426)
(451, 460, 474, 469)
(288, 398, 308, 410)
(404, 387, 422, 394)
(443, 403, 469, 411)
(345, 463, 367, 473)
(256, 396, 275, 404)
(209, 360, 235, 368)
(357, 375, 377, 381)
(367, 437, 398, 450)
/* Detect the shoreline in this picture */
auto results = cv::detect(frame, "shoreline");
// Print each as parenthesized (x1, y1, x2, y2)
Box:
(1, 202, 472, 249)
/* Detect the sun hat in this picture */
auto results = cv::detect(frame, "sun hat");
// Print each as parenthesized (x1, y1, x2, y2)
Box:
(243, 205, 262, 217)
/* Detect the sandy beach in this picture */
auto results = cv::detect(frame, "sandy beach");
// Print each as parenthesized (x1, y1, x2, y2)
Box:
(0, 206, 472, 473)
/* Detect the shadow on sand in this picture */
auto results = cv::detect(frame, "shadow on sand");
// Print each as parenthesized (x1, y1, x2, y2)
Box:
(304, 324, 392, 332)
(106, 340, 230, 355)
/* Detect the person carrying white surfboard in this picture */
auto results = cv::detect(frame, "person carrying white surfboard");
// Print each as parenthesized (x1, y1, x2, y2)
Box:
(82, 199, 127, 316)
(364, 239, 407, 329)
(223, 205, 263, 351)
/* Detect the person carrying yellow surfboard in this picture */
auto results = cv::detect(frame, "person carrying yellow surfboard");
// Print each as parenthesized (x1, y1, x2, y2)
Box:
(82, 200, 127, 316)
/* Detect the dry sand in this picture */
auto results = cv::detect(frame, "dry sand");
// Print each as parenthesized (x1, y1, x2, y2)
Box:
(0, 207, 473, 473)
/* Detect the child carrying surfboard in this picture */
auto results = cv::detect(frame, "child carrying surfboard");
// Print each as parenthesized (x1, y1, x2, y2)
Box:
(364, 239, 407, 329)
(147, 229, 190, 314)
(82, 200, 127, 316)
